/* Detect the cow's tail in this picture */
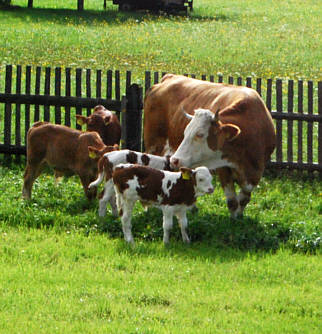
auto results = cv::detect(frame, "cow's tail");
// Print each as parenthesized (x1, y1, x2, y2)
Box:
(88, 156, 106, 189)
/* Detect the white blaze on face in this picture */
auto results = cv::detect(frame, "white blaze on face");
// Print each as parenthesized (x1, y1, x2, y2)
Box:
(170, 109, 236, 171)
(194, 166, 214, 196)
(170, 109, 214, 168)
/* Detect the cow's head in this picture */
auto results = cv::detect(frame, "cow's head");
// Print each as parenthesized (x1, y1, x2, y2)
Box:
(170, 108, 240, 168)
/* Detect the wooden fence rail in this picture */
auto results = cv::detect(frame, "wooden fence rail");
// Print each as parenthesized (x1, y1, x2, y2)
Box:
(0, 65, 321, 174)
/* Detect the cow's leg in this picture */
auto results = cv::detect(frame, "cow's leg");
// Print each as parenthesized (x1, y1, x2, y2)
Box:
(22, 160, 43, 199)
(175, 209, 190, 243)
(234, 166, 261, 217)
(236, 183, 255, 217)
(98, 179, 117, 217)
(120, 199, 135, 244)
(217, 167, 239, 218)
(79, 175, 97, 200)
(162, 208, 174, 244)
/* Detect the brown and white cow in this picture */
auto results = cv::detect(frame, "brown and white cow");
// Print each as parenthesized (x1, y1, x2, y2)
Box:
(112, 164, 214, 244)
(87, 149, 172, 217)
(22, 122, 117, 200)
(76, 105, 121, 146)
(144, 74, 276, 218)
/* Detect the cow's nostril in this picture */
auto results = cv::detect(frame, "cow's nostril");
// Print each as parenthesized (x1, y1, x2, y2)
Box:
(171, 158, 179, 166)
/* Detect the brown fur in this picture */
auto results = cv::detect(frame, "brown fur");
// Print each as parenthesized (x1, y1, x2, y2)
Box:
(76, 105, 121, 146)
(22, 122, 115, 200)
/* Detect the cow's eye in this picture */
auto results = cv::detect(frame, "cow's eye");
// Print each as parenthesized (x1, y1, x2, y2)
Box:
(195, 133, 204, 139)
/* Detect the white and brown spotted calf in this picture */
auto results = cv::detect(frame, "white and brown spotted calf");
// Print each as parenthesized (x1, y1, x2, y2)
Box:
(112, 164, 214, 244)
(88, 149, 172, 217)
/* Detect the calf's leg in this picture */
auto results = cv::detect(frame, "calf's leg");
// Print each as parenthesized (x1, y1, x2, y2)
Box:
(79, 174, 97, 200)
(162, 208, 174, 244)
(22, 161, 43, 199)
(120, 199, 135, 244)
(98, 179, 118, 217)
(175, 209, 190, 243)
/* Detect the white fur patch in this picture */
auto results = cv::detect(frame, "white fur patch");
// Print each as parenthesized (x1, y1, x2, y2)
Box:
(161, 171, 181, 197)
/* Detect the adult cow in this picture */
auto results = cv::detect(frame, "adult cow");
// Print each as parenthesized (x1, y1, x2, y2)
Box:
(144, 74, 276, 218)
(76, 105, 121, 146)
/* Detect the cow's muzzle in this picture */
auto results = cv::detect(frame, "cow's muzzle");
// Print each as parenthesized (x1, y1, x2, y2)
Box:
(170, 157, 181, 168)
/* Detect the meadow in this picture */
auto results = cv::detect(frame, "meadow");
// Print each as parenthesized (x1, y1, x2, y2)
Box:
(0, 0, 321, 81)
(0, 0, 321, 333)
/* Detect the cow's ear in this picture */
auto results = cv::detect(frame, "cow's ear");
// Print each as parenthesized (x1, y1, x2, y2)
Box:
(76, 115, 88, 126)
(104, 115, 111, 125)
(180, 167, 193, 180)
(88, 146, 99, 159)
(113, 144, 119, 150)
(220, 124, 241, 142)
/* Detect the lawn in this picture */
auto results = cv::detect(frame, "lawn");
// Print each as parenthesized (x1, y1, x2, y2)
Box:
(0, 0, 321, 332)
(1, 0, 321, 81)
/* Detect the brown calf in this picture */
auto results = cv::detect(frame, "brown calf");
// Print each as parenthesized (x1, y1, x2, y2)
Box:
(22, 122, 117, 200)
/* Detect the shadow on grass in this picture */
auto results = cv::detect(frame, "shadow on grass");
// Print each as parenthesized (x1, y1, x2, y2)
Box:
(2, 6, 236, 26)
(100, 207, 291, 262)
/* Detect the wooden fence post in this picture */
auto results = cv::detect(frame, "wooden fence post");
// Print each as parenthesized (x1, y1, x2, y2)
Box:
(318, 82, 322, 176)
(77, 0, 84, 11)
(124, 84, 143, 151)
(4, 65, 12, 162)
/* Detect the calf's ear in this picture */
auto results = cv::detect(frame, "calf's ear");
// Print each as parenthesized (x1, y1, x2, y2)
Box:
(113, 144, 119, 150)
(88, 146, 99, 159)
(76, 115, 88, 126)
(104, 115, 111, 125)
(180, 167, 193, 180)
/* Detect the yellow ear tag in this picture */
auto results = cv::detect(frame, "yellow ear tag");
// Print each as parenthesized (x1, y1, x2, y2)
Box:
(76, 118, 84, 126)
(182, 171, 190, 180)
(89, 151, 97, 159)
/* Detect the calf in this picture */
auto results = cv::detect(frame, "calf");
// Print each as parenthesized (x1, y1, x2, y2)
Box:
(88, 149, 172, 217)
(112, 164, 214, 244)
(22, 122, 117, 200)
(76, 105, 121, 146)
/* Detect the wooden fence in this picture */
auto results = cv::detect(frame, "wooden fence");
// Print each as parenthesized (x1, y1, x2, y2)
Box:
(0, 65, 321, 174)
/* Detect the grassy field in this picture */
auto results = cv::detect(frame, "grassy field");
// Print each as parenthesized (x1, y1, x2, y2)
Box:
(0, 163, 321, 333)
(0, 0, 321, 332)
(1, 0, 321, 81)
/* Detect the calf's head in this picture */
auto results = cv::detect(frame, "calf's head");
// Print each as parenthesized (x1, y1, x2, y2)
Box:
(180, 166, 214, 196)
(88, 144, 119, 160)
(76, 105, 114, 131)
(170, 108, 240, 168)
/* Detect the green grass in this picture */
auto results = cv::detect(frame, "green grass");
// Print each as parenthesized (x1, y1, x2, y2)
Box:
(0, 227, 321, 334)
(1, 0, 321, 81)
(0, 1, 322, 332)
(0, 163, 321, 252)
